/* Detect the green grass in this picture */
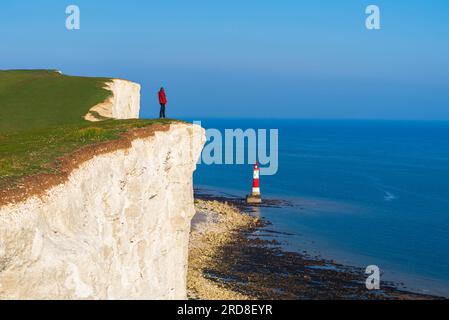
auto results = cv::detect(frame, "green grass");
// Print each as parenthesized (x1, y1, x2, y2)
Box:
(0, 70, 111, 133)
(0, 70, 170, 189)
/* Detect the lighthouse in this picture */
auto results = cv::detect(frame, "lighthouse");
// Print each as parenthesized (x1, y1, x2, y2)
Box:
(246, 162, 262, 204)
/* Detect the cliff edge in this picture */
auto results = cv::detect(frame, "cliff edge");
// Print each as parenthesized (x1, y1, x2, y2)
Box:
(84, 79, 141, 122)
(0, 71, 206, 299)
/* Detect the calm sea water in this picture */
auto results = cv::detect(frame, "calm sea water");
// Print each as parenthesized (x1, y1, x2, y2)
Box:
(189, 119, 449, 297)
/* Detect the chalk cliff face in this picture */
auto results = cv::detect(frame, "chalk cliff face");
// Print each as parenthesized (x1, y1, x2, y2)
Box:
(0, 124, 205, 299)
(85, 79, 141, 122)
(0, 78, 206, 300)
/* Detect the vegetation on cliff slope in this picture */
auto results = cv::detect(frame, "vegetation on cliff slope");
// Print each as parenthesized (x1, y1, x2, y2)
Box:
(0, 70, 170, 190)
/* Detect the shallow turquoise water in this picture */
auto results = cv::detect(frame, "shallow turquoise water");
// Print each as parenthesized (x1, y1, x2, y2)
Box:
(191, 119, 449, 297)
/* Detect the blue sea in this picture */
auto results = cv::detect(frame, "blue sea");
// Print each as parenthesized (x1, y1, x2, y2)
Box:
(190, 119, 449, 297)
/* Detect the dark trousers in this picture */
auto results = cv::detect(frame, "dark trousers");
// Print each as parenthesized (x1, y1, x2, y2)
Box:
(159, 104, 166, 118)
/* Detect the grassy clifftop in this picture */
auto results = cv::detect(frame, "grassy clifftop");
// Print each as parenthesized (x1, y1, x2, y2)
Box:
(0, 70, 111, 133)
(0, 70, 168, 191)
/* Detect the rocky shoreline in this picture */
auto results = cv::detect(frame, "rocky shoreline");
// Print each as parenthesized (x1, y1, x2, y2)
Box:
(188, 196, 443, 300)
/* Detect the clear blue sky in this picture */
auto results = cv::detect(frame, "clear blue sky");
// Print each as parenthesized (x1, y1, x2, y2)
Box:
(1, 1, 448, 120)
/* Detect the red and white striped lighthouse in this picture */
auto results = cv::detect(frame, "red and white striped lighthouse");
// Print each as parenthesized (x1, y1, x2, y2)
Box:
(251, 162, 261, 196)
(247, 162, 262, 204)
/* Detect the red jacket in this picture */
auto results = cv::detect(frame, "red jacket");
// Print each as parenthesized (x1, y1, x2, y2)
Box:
(159, 89, 167, 105)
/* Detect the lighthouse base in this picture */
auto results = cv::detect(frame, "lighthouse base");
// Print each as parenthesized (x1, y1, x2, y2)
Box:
(246, 194, 262, 204)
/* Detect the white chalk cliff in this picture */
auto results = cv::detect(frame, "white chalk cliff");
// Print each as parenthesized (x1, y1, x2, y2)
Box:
(0, 80, 206, 299)
(84, 79, 141, 122)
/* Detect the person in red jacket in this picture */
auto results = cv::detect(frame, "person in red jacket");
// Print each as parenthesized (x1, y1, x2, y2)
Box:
(158, 87, 167, 118)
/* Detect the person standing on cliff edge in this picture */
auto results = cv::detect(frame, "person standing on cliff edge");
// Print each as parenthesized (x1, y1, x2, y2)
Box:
(158, 87, 167, 118)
